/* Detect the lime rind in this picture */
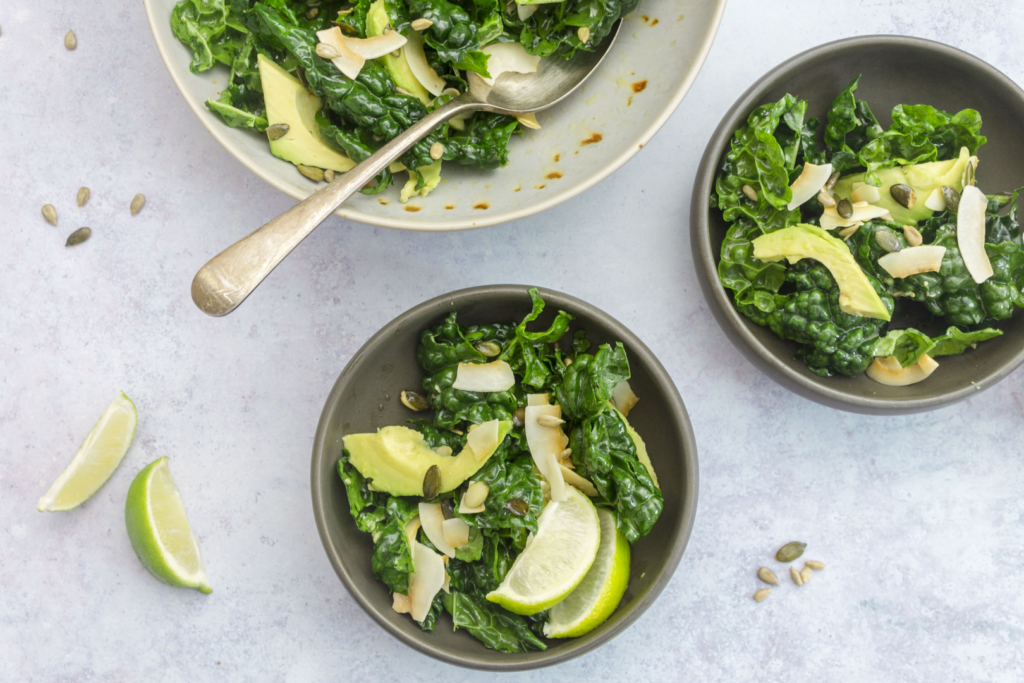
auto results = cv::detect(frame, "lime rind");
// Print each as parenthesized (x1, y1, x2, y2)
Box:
(37, 391, 137, 512)
(544, 508, 630, 638)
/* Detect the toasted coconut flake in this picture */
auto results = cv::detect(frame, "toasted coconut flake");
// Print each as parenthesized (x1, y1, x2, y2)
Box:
(516, 112, 541, 130)
(517, 3, 538, 21)
(878, 246, 946, 279)
(466, 418, 500, 462)
(610, 380, 639, 417)
(527, 393, 549, 406)
(866, 354, 939, 386)
(559, 465, 598, 497)
(851, 184, 881, 204)
(405, 31, 446, 96)
(315, 26, 365, 79)
(481, 41, 541, 87)
(525, 404, 566, 502)
(453, 360, 515, 392)
(787, 162, 833, 211)
(404, 515, 421, 544)
(957, 185, 993, 284)
(408, 541, 446, 621)
(820, 203, 890, 231)
(419, 502, 456, 557)
(342, 31, 408, 59)
(924, 188, 946, 212)
(392, 592, 412, 614)
(442, 517, 471, 548)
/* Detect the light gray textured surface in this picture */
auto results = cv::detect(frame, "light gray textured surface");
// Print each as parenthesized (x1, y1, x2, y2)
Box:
(2, 0, 1024, 681)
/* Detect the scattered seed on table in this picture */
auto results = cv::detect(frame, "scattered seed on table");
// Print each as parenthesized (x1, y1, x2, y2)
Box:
(64, 30, 77, 50)
(130, 193, 146, 215)
(77, 187, 90, 207)
(65, 227, 91, 246)
(800, 566, 813, 584)
(757, 567, 780, 586)
(790, 566, 804, 586)
(42, 204, 58, 226)
(806, 560, 825, 570)
(753, 588, 771, 602)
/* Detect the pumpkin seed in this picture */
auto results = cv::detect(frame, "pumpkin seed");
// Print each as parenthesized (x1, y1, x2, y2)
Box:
(441, 498, 455, 520)
(422, 465, 441, 499)
(836, 198, 853, 219)
(800, 566, 813, 584)
(429, 142, 445, 161)
(753, 588, 771, 602)
(942, 185, 961, 213)
(776, 541, 806, 563)
(875, 229, 901, 253)
(889, 184, 916, 209)
(741, 184, 758, 201)
(505, 498, 529, 517)
(537, 415, 564, 428)
(266, 123, 290, 141)
(77, 187, 90, 207)
(817, 191, 837, 207)
(130, 193, 146, 215)
(790, 565, 804, 586)
(805, 560, 825, 570)
(324, 169, 335, 183)
(400, 390, 430, 411)
(42, 204, 58, 226)
(474, 341, 501, 357)
(65, 227, 91, 247)
(64, 30, 77, 50)
(964, 158, 977, 187)
(411, 18, 433, 30)
(902, 225, 923, 247)
(298, 165, 325, 182)
(757, 567, 779, 586)
(464, 481, 489, 509)
(306, 7, 319, 19)
(824, 171, 840, 191)
(512, 407, 525, 428)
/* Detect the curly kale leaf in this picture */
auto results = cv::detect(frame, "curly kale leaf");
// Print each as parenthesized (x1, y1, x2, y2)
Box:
(316, 111, 394, 194)
(823, 75, 883, 173)
(928, 326, 1003, 356)
(447, 532, 517, 598)
(442, 113, 520, 170)
(513, 0, 639, 60)
(844, 221, 909, 288)
(454, 443, 543, 534)
(717, 218, 788, 325)
(442, 592, 547, 653)
(553, 343, 630, 422)
(498, 288, 574, 390)
(873, 327, 1003, 366)
(767, 260, 894, 377)
(406, 0, 488, 75)
(172, 0, 232, 73)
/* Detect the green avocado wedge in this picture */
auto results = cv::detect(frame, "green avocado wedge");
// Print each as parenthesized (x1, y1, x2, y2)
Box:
(343, 422, 513, 496)
(752, 224, 891, 321)
(366, 0, 431, 106)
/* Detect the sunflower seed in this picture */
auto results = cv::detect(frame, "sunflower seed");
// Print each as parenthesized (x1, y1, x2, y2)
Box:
(429, 142, 445, 160)
(474, 341, 501, 357)
(563, 357, 573, 366)
(130, 193, 146, 215)
(306, 7, 319, 19)
(805, 560, 825, 570)
(741, 184, 758, 201)
(753, 588, 771, 602)
(400, 390, 430, 411)
(65, 227, 91, 246)
(422, 465, 441, 499)
(315, 42, 340, 60)
(776, 541, 806, 563)
(395, 86, 411, 96)
(757, 567, 780, 586)
(824, 171, 840, 191)
(464, 481, 489, 508)
(838, 224, 861, 238)
(902, 225, 923, 247)
(411, 18, 433, 30)
(298, 165, 325, 182)
(266, 123, 290, 141)
(41, 204, 58, 226)
(537, 415, 565, 427)
(577, 26, 590, 44)
(790, 565, 804, 586)
(800, 566, 813, 583)
(77, 187, 90, 207)
(817, 191, 836, 207)
(64, 30, 77, 50)
(505, 498, 529, 517)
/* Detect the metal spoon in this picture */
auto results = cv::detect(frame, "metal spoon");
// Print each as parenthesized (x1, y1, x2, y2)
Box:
(191, 25, 621, 316)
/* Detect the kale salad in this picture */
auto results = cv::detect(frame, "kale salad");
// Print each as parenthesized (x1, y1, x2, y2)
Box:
(170, 0, 635, 202)
(337, 290, 662, 652)
(714, 76, 1022, 385)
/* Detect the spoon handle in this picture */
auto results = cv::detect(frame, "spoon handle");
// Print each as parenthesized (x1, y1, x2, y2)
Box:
(191, 95, 478, 317)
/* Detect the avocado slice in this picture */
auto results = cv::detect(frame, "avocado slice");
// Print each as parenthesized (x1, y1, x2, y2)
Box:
(366, 0, 431, 106)
(833, 147, 971, 225)
(343, 422, 513, 496)
(257, 53, 355, 173)
(616, 409, 659, 489)
(752, 224, 892, 321)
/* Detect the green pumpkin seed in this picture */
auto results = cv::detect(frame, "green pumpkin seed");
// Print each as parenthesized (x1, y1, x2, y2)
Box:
(65, 227, 91, 247)
(266, 123, 290, 141)
(875, 229, 901, 253)
(776, 541, 807, 563)
(422, 465, 441, 500)
(889, 184, 916, 210)
(512, 407, 525, 428)
(400, 390, 430, 412)
(504, 498, 529, 517)
(441, 498, 454, 520)
(963, 159, 977, 187)
(42, 204, 58, 226)
(942, 186, 961, 213)
(130, 193, 146, 216)
(64, 30, 77, 50)
(298, 164, 325, 182)
(306, 7, 319, 19)
(836, 198, 853, 219)
(474, 341, 501, 357)
(824, 171, 840, 191)
(77, 187, 90, 207)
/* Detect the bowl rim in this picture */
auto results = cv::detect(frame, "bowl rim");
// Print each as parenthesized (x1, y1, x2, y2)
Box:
(143, 0, 727, 232)
(690, 34, 1024, 415)
(310, 284, 699, 670)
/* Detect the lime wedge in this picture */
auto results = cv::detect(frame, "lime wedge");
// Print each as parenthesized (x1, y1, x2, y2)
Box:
(486, 486, 600, 615)
(544, 508, 630, 637)
(124, 457, 211, 594)
(37, 391, 137, 512)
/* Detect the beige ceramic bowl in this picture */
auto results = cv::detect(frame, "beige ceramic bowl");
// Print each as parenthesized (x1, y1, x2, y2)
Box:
(144, 0, 726, 230)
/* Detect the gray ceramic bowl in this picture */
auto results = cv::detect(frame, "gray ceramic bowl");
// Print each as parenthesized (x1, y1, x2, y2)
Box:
(311, 285, 698, 670)
(691, 36, 1024, 415)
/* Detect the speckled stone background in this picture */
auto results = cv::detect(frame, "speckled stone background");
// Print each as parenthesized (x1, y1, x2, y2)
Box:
(3, 0, 1024, 680)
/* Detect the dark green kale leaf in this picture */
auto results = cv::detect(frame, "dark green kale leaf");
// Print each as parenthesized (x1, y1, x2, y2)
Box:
(497, 288, 574, 391)
(871, 326, 1003, 366)
(370, 496, 419, 594)
(928, 326, 1003, 356)
(172, 0, 231, 73)
(514, 0, 639, 60)
(442, 592, 547, 653)
(442, 113, 521, 170)
(823, 75, 883, 173)
(844, 220, 909, 288)
(454, 444, 543, 534)
(553, 343, 630, 422)
(406, 0, 488, 75)
(447, 532, 517, 597)
(316, 111, 394, 194)
(717, 218, 788, 326)
(569, 408, 662, 543)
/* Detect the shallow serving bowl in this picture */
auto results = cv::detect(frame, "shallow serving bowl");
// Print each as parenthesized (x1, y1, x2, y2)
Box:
(311, 285, 698, 669)
(690, 36, 1024, 415)
(144, 0, 725, 230)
